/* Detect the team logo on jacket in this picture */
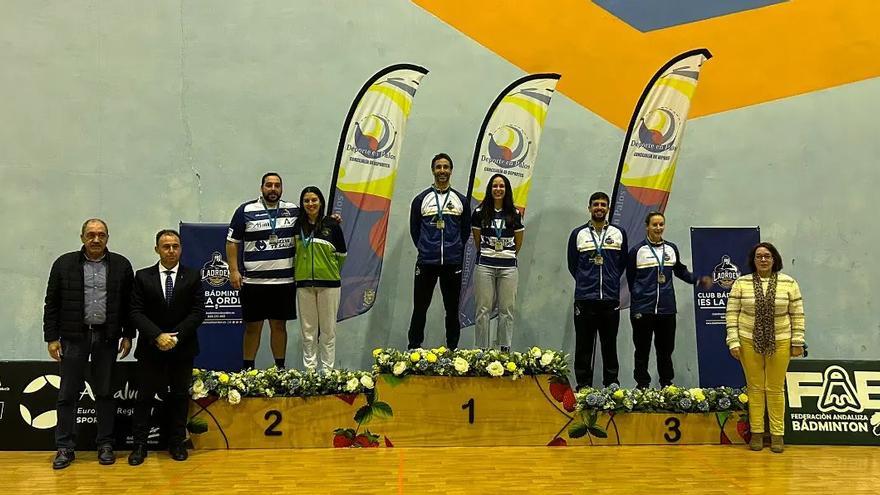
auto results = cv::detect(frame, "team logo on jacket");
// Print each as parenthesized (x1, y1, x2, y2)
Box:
(712, 255, 740, 289)
(201, 252, 231, 287)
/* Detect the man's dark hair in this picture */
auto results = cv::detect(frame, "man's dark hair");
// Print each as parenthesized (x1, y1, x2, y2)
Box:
(589, 191, 610, 206)
(431, 153, 454, 170)
(261, 172, 283, 186)
(155, 229, 181, 246)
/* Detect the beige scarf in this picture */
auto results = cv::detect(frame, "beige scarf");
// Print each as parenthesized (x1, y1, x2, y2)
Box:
(752, 273, 778, 355)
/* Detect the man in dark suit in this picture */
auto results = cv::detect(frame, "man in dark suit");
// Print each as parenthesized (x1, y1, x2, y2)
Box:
(128, 229, 205, 465)
(44, 218, 134, 469)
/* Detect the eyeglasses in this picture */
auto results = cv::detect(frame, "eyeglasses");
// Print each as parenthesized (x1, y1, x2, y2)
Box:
(754, 255, 773, 260)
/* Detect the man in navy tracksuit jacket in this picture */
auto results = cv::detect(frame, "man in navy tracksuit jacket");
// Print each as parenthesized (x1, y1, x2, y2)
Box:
(407, 153, 471, 349)
(567, 192, 627, 390)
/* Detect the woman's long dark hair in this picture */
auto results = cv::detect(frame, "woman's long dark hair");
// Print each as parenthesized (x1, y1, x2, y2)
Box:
(478, 174, 517, 228)
(297, 186, 326, 236)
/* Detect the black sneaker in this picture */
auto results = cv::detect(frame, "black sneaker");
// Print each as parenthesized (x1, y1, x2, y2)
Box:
(97, 445, 116, 465)
(52, 449, 75, 470)
(500, 346, 511, 354)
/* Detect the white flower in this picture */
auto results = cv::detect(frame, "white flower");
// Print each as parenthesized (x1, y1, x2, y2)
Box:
(392, 361, 407, 376)
(453, 357, 470, 373)
(228, 389, 241, 405)
(486, 361, 505, 377)
(540, 351, 555, 366)
(191, 379, 207, 399)
(360, 375, 375, 389)
(345, 377, 360, 392)
(529, 347, 542, 358)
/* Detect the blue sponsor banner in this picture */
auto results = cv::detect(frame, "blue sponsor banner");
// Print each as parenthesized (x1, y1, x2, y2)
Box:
(180, 223, 243, 371)
(690, 226, 759, 387)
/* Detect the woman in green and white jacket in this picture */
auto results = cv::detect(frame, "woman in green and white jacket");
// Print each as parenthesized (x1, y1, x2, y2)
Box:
(294, 186, 346, 370)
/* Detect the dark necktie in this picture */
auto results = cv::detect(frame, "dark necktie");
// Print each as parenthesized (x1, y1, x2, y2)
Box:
(164, 270, 174, 305)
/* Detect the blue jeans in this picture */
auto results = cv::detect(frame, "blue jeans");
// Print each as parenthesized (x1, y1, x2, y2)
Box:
(474, 264, 518, 349)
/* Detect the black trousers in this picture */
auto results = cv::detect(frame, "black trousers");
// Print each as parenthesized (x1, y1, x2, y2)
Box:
(408, 263, 462, 349)
(56, 330, 118, 449)
(573, 300, 620, 389)
(631, 313, 677, 388)
(132, 357, 194, 447)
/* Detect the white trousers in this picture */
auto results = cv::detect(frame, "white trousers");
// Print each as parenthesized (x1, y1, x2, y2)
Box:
(297, 287, 340, 370)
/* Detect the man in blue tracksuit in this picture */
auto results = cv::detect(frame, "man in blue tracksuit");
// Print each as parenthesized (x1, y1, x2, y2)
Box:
(408, 153, 471, 349)
(567, 191, 628, 390)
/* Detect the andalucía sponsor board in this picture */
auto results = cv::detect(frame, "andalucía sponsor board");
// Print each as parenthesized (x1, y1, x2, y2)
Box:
(0, 361, 163, 451)
(785, 359, 880, 445)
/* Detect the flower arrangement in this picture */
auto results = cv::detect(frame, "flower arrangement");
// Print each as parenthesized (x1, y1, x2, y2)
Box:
(575, 384, 749, 413)
(191, 367, 376, 404)
(371, 346, 570, 380)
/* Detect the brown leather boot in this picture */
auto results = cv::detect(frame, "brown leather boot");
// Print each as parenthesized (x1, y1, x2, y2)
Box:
(749, 433, 763, 451)
(770, 435, 784, 453)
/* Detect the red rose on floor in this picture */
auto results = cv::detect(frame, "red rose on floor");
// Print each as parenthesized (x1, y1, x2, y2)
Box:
(562, 388, 577, 412)
(547, 437, 568, 447)
(549, 382, 569, 403)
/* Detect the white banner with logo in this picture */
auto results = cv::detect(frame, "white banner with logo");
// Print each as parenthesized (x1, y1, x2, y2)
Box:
(328, 64, 429, 321)
(459, 73, 561, 328)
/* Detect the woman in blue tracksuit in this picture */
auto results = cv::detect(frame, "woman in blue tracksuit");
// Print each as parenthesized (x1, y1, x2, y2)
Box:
(627, 211, 709, 388)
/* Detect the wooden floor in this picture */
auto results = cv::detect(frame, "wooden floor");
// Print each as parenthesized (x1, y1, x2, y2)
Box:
(1, 445, 877, 494)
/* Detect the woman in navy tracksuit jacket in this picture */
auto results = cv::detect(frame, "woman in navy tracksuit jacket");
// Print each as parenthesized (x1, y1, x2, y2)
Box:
(627, 211, 706, 389)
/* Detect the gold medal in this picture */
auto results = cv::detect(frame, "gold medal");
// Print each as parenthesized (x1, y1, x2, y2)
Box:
(494, 240, 504, 251)
(593, 254, 604, 265)
(658, 273, 666, 284)
(436, 219, 445, 230)
(268, 234, 279, 246)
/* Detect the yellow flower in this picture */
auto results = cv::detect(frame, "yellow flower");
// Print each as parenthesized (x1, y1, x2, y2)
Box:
(505, 362, 517, 372)
(529, 347, 542, 358)
(738, 393, 749, 404)
(192, 368, 200, 376)
(436, 346, 447, 354)
(219, 373, 230, 384)
(426, 353, 438, 363)
(666, 385, 679, 394)
(689, 388, 706, 402)
(613, 389, 625, 399)
(410, 352, 421, 362)
(248, 369, 258, 376)
(372, 348, 383, 358)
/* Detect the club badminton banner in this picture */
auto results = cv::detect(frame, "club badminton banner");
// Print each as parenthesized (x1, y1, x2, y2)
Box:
(328, 64, 429, 321)
(610, 49, 712, 308)
(459, 73, 561, 328)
